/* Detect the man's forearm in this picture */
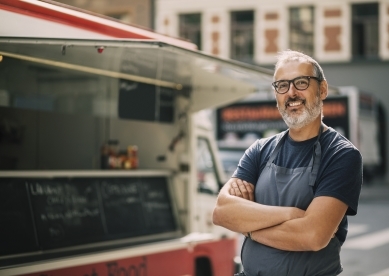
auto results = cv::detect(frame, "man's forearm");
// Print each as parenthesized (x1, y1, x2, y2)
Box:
(213, 194, 300, 232)
(250, 217, 314, 251)
(212, 178, 304, 233)
(250, 196, 348, 251)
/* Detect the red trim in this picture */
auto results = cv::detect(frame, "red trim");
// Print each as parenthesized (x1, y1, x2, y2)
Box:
(18, 239, 236, 276)
(0, 0, 151, 39)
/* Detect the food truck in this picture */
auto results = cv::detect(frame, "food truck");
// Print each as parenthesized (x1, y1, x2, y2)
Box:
(0, 0, 273, 275)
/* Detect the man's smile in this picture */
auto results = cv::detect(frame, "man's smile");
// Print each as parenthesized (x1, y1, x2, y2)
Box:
(286, 100, 305, 108)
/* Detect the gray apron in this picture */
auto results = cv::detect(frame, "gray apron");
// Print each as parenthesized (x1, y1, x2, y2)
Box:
(241, 125, 343, 276)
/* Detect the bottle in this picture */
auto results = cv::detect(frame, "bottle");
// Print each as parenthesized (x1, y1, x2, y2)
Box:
(108, 140, 119, 169)
(127, 145, 138, 169)
(100, 142, 110, 169)
(118, 150, 128, 169)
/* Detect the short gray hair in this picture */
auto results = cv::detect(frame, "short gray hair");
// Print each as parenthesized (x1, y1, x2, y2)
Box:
(274, 50, 326, 81)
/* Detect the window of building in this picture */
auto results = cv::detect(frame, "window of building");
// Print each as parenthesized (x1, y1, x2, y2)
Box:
(179, 13, 202, 50)
(230, 10, 254, 63)
(289, 6, 314, 56)
(352, 3, 379, 60)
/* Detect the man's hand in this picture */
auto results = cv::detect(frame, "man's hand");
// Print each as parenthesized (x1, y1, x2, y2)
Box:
(250, 196, 347, 251)
(229, 178, 254, 201)
(213, 178, 305, 233)
(228, 178, 304, 221)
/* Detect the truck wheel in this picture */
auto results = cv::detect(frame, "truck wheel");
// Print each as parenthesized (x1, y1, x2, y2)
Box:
(195, 257, 212, 276)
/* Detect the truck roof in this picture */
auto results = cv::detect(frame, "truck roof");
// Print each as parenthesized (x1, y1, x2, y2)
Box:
(0, 0, 197, 50)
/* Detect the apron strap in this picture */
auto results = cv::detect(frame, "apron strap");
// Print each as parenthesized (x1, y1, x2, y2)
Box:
(266, 130, 289, 166)
(309, 124, 324, 187)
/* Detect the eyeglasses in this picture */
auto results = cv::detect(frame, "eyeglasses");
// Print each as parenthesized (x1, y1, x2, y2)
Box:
(272, 76, 321, 94)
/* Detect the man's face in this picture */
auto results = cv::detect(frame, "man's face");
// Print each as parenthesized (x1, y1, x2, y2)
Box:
(273, 61, 326, 129)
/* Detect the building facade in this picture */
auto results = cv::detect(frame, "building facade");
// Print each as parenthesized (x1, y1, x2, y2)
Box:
(155, 0, 389, 64)
(56, 0, 154, 29)
(156, 0, 389, 181)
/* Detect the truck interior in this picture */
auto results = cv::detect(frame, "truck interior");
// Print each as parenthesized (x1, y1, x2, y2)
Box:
(0, 38, 273, 270)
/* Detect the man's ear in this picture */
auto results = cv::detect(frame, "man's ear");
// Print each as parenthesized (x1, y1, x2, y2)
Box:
(320, 80, 328, 100)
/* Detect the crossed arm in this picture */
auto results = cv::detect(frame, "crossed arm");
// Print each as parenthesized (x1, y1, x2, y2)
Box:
(212, 177, 348, 251)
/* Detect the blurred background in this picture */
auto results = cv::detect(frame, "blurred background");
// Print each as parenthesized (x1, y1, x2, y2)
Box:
(56, 0, 389, 185)
(48, 1, 389, 275)
(2, 0, 389, 275)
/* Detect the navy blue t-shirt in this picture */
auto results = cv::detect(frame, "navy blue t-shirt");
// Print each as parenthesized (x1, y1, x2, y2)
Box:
(232, 127, 363, 245)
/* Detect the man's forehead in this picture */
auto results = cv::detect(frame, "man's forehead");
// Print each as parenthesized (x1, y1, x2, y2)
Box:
(274, 61, 313, 78)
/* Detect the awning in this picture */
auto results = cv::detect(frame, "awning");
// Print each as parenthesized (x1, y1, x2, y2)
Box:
(0, 38, 274, 112)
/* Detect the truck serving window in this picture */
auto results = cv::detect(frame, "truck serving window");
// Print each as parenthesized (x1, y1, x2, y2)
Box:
(0, 50, 176, 123)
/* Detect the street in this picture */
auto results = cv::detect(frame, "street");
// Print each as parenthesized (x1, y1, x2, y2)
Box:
(340, 185, 389, 276)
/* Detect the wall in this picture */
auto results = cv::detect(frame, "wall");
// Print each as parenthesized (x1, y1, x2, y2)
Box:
(55, 0, 154, 28)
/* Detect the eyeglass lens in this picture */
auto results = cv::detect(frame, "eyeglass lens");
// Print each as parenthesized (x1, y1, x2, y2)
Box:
(275, 77, 310, 94)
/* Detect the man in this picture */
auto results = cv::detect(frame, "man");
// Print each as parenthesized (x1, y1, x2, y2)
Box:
(212, 50, 362, 276)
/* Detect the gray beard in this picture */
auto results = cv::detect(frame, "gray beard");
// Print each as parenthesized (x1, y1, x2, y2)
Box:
(278, 92, 322, 129)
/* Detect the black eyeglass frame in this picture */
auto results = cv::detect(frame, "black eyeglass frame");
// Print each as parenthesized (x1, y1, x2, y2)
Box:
(272, 76, 322, 94)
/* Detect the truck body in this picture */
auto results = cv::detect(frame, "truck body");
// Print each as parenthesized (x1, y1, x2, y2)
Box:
(0, 1, 274, 275)
(216, 87, 384, 182)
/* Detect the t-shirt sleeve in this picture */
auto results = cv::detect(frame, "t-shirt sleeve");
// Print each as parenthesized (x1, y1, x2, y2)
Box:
(231, 140, 262, 185)
(314, 147, 363, 216)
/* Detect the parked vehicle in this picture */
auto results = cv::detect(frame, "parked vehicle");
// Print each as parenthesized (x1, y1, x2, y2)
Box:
(215, 86, 385, 183)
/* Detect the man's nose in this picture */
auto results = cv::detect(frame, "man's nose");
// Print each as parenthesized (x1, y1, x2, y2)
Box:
(287, 81, 297, 95)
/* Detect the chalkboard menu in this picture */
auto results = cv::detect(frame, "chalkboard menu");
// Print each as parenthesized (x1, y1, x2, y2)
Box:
(100, 177, 176, 238)
(158, 87, 175, 122)
(0, 178, 38, 256)
(0, 175, 178, 258)
(118, 80, 175, 123)
(28, 178, 105, 249)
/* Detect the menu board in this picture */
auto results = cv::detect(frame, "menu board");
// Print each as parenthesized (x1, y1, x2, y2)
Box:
(100, 177, 176, 238)
(0, 175, 178, 257)
(137, 177, 176, 233)
(28, 178, 105, 249)
(118, 80, 175, 123)
(0, 178, 38, 255)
